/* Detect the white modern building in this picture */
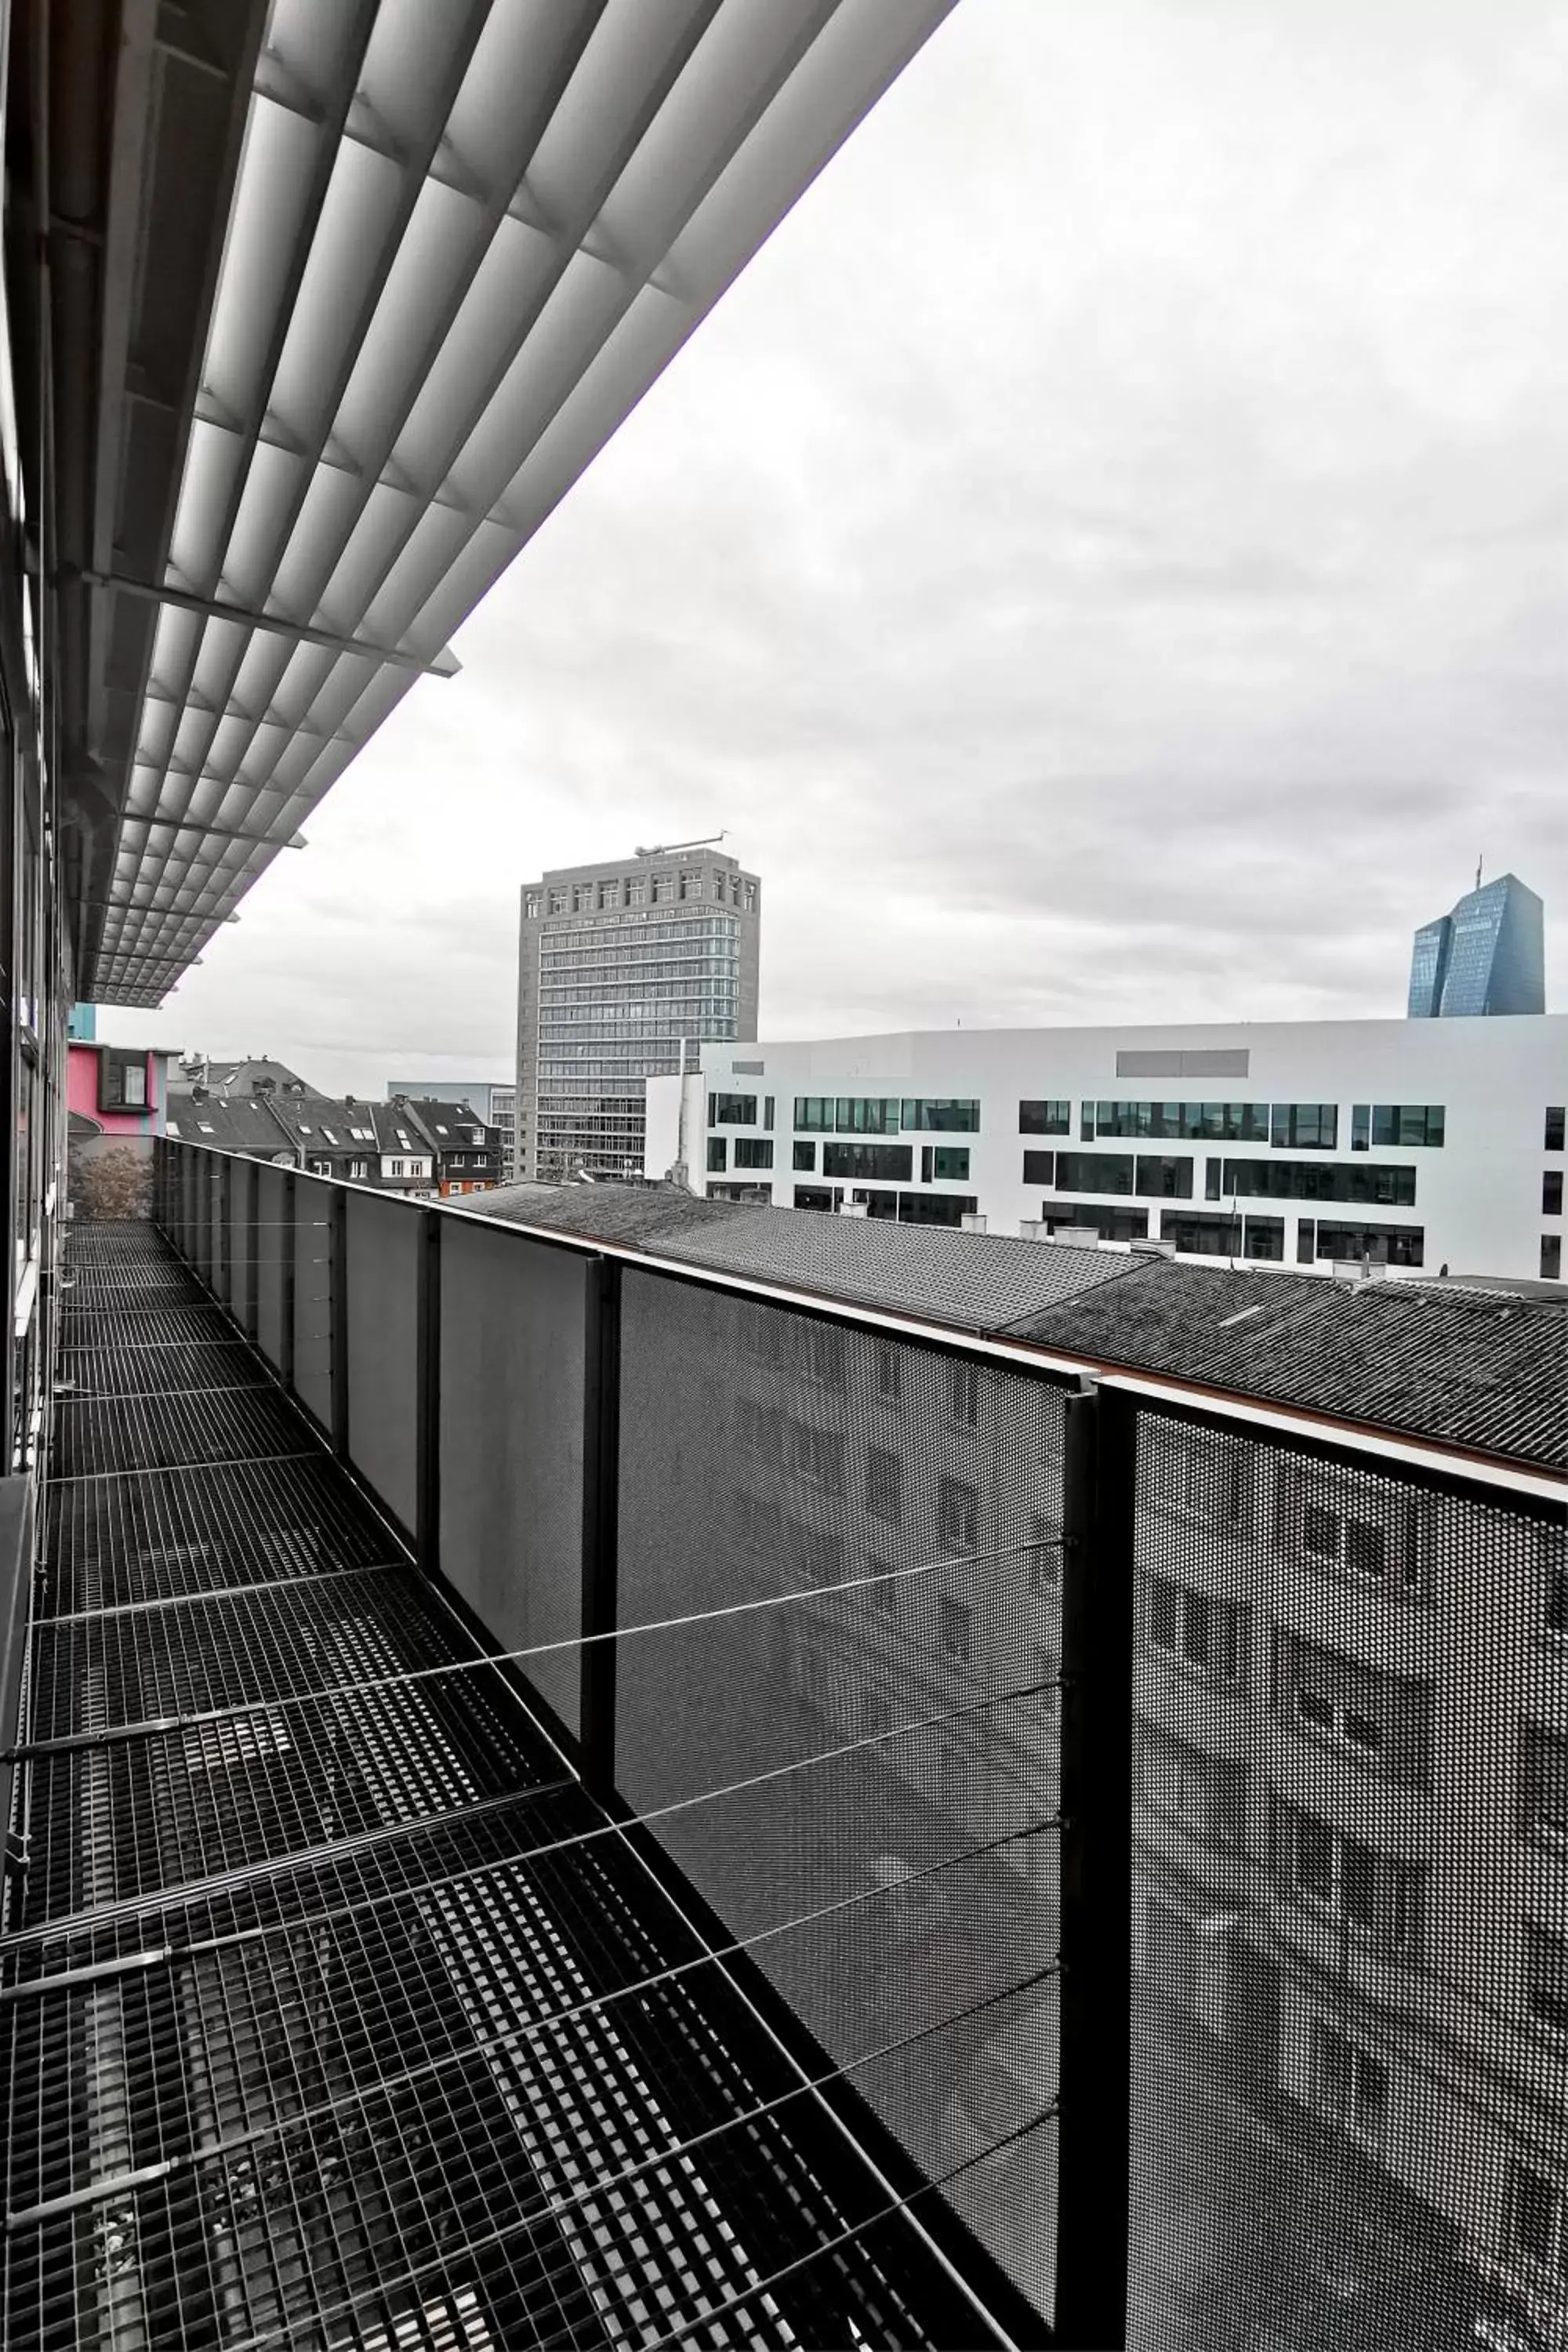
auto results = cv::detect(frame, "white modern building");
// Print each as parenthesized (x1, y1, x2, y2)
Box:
(646, 1018, 1568, 1284)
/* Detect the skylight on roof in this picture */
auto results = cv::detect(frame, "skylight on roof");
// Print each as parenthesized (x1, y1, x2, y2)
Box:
(321, 1129, 338, 1144)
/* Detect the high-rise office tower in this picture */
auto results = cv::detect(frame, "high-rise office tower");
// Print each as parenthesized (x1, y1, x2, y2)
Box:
(1407, 872, 1545, 1018)
(516, 845, 760, 1180)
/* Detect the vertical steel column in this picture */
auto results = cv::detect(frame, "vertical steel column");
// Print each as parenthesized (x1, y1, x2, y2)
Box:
(1054, 1380, 1137, 2350)
(328, 1184, 349, 1459)
(415, 1204, 442, 1577)
(579, 1254, 622, 1798)
(280, 1171, 296, 1396)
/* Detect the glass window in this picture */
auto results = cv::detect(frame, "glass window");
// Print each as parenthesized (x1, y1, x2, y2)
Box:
(836, 1097, 902, 1134)
(1270, 1102, 1338, 1151)
(901, 1099, 980, 1132)
(1545, 1173, 1563, 1217)
(1544, 1236, 1563, 1282)
(793, 1185, 833, 1212)
(1019, 1099, 1070, 1134)
(1022, 1150, 1054, 1186)
(1309, 2020, 1389, 2143)
(1526, 1926, 1568, 2033)
(1312, 1221, 1425, 1269)
(734, 1137, 773, 1170)
(626, 877, 647, 906)
(1509, 2162, 1565, 2274)
(1548, 1107, 1566, 1152)
(706, 1137, 726, 1173)
(763, 1096, 775, 1131)
(867, 1445, 902, 1525)
(793, 1097, 835, 1133)
(921, 1145, 971, 1181)
(938, 1475, 978, 1553)
(1134, 1154, 1193, 1199)
(792, 1141, 815, 1173)
(708, 1093, 757, 1126)
(938, 1595, 971, 1663)
(1094, 1101, 1268, 1142)
(1054, 1151, 1134, 1196)
(97, 1051, 150, 1113)
(1297, 1218, 1316, 1263)
(821, 1142, 912, 1182)
(1369, 1104, 1445, 1149)
(524, 891, 541, 919)
(1351, 1103, 1370, 1152)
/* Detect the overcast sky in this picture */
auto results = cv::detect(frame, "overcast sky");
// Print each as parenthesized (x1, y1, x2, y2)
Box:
(100, 0, 1568, 1097)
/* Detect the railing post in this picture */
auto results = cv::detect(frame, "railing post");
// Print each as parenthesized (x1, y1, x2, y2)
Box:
(281, 1171, 296, 1395)
(415, 1204, 442, 1576)
(579, 1254, 622, 1798)
(328, 1183, 349, 1459)
(1054, 1380, 1137, 2350)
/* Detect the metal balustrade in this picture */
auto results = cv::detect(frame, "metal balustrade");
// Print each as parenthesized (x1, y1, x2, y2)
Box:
(2, 1139, 1562, 2352)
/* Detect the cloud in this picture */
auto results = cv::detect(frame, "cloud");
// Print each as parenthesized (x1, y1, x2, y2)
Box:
(101, 0, 1568, 1094)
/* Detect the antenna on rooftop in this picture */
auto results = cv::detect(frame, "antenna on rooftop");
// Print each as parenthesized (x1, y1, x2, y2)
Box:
(1475, 854, 1483, 891)
(633, 833, 728, 857)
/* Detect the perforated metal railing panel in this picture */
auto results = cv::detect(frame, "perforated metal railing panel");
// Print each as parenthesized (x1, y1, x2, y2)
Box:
(2, 1217, 1014, 2352)
(1126, 1402, 1568, 2352)
(615, 1269, 1065, 2328)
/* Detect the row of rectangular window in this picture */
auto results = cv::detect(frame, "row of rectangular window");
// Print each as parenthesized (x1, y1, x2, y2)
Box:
(529, 873, 757, 916)
(1549, 1107, 1566, 1151)
(787, 1139, 970, 1182)
(1029, 1149, 1419, 1208)
(1055, 1100, 1447, 1149)
(793, 1187, 982, 1226)
(789, 1097, 982, 1134)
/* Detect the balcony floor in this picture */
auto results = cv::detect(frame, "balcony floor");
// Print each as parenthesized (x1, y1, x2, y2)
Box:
(1, 1222, 1004, 2352)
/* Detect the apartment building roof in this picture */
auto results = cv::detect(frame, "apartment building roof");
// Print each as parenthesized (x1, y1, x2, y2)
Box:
(163, 1094, 294, 1156)
(170, 1056, 314, 1095)
(469, 1182, 1143, 1330)
(1010, 1261, 1568, 1474)
(467, 1185, 1567, 1473)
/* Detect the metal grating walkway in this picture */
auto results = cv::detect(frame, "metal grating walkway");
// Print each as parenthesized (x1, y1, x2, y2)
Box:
(2, 1222, 1004, 2352)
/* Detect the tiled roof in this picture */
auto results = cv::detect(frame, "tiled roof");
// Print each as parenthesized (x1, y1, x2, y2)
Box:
(165, 1095, 292, 1155)
(1010, 1261, 1568, 1473)
(466, 1182, 1140, 1333)
(466, 1186, 1568, 1471)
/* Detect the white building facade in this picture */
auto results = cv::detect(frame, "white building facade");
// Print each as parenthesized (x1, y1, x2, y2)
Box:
(645, 1017, 1568, 1283)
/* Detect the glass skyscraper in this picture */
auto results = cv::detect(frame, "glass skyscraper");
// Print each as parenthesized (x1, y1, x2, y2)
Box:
(1406, 873, 1545, 1018)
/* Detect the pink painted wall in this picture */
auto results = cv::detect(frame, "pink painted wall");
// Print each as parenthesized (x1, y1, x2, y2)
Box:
(67, 1044, 170, 1136)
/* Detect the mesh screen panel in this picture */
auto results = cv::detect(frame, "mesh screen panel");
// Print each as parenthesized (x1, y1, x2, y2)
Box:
(1126, 1403, 1568, 2352)
(345, 1187, 421, 1533)
(437, 1221, 585, 1738)
(252, 1162, 287, 1372)
(220, 1152, 250, 1321)
(292, 1172, 333, 1426)
(615, 1269, 1064, 2321)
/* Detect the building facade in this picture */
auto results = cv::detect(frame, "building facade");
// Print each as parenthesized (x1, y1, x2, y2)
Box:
(1408, 874, 1546, 1018)
(387, 1079, 516, 1177)
(648, 1018, 1568, 1285)
(517, 848, 760, 1181)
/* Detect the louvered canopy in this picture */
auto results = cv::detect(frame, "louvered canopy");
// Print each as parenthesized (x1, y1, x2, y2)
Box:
(63, 0, 955, 1005)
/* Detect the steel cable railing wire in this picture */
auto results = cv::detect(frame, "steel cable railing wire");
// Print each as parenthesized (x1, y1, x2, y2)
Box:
(2, 1534, 1065, 1759)
(2, 1811, 1058, 2223)
(196, 1952, 1062, 2352)
(1, 1661, 1062, 1947)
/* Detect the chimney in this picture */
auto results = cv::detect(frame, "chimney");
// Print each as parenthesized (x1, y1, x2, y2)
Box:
(960, 1213, 987, 1235)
